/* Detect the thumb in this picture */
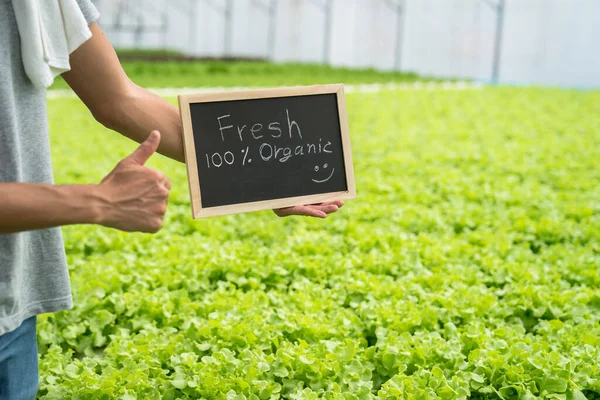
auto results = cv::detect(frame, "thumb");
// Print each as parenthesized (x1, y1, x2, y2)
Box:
(126, 131, 161, 165)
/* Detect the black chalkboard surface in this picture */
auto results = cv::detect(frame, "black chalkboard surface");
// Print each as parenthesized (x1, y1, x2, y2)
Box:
(178, 84, 355, 218)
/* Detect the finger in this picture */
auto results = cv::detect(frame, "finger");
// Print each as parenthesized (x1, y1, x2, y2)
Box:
(125, 130, 161, 165)
(162, 176, 172, 190)
(311, 204, 339, 214)
(161, 184, 171, 204)
(307, 204, 339, 214)
(147, 168, 170, 189)
(290, 206, 327, 218)
(304, 208, 328, 218)
(273, 207, 294, 217)
(320, 200, 344, 207)
(275, 206, 325, 218)
(159, 179, 171, 204)
(310, 200, 344, 208)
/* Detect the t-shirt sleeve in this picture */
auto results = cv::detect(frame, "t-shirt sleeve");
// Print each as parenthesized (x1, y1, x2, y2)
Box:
(75, 0, 100, 25)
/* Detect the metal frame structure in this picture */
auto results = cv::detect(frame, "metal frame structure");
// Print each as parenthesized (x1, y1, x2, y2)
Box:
(308, 0, 333, 64)
(94, 0, 510, 85)
(250, 0, 278, 59)
(167, 0, 199, 55)
(200, 0, 234, 56)
(97, 0, 169, 48)
(385, 0, 405, 71)
(482, 0, 505, 84)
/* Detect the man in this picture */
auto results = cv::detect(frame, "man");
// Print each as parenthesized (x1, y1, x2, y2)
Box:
(0, 0, 343, 397)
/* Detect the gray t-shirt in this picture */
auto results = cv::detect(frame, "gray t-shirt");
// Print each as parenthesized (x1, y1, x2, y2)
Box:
(0, 0, 99, 335)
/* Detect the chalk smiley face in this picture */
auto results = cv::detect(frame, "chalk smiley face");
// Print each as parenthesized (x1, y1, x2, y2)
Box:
(311, 163, 335, 183)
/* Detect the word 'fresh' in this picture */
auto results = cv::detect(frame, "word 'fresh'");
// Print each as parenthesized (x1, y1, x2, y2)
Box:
(217, 109, 302, 142)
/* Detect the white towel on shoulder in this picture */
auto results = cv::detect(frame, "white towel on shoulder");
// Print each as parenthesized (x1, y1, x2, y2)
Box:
(11, 0, 93, 89)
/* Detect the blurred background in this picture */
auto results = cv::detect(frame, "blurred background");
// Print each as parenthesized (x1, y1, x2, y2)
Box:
(91, 0, 600, 89)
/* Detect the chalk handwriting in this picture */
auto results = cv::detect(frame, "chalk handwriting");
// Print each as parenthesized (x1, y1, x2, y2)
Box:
(312, 163, 335, 183)
(208, 110, 337, 183)
(217, 115, 233, 142)
(217, 109, 302, 142)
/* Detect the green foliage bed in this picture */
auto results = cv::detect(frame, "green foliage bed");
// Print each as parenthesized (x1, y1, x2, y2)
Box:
(49, 61, 422, 90)
(39, 86, 600, 399)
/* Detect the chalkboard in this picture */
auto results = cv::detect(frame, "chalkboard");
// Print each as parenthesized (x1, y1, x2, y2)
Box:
(178, 84, 355, 218)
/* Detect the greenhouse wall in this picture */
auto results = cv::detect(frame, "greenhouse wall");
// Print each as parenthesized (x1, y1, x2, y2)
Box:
(93, 0, 600, 88)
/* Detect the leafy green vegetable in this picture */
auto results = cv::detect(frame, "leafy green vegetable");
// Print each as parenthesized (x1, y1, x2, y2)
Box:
(37, 83, 600, 399)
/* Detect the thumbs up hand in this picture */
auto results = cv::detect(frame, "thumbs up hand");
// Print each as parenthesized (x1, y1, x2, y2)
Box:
(96, 131, 172, 233)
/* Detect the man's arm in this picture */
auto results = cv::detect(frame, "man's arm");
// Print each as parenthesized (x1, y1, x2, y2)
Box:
(1, 131, 170, 234)
(62, 24, 185, 162)
(0, 183, 101, 234)
(62, 23, 343, 218)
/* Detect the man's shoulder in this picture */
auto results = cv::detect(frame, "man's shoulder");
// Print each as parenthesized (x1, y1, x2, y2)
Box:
(75, 0, 101, 25)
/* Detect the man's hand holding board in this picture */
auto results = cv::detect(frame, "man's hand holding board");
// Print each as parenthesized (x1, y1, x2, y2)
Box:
(178, 84, 356, 218)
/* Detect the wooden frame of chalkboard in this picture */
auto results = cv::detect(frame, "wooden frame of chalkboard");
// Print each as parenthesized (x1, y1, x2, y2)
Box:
(178, 84, 355, 218)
